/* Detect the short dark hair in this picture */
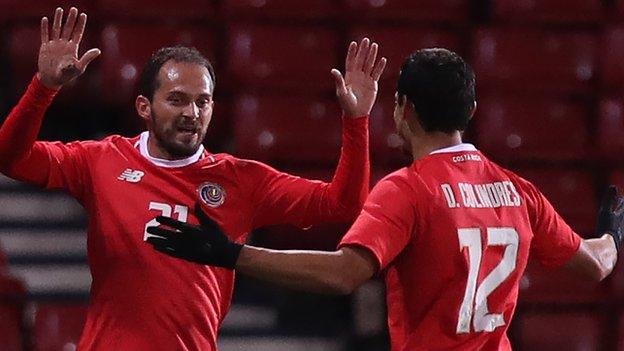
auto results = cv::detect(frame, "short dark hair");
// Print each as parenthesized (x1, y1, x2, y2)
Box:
(397, 48, 475, 133)
(138, 46, 216, 101)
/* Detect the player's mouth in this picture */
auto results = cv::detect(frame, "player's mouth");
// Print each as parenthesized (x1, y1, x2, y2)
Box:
(176, 125, 198, 137)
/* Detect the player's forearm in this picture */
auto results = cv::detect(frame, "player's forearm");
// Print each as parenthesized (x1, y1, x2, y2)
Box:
(0, 75, 57, 171)
(584, 235, 617, 280)
(324, 116, 370, 219)
(567, 234, 617, 281)
(236, 246, 361, 295)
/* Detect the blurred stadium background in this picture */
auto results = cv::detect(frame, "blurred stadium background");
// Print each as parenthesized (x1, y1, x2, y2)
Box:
(1, 0, 624, 350)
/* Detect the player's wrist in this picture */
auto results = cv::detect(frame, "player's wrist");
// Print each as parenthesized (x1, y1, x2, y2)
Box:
(597, 216, 623, 252)
(607, 231, 622, 252)
(35, 73, 63, 90)
(219, 241, 243, 270)
(604, 233, 618, 252)
(343, 111, 369, 120)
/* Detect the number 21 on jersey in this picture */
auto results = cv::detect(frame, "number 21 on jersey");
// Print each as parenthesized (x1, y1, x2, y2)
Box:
(456, 227, 519, 334)
(143, 202, 189, 240)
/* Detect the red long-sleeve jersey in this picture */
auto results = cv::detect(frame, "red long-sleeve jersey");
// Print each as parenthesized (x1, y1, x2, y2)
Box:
(0, 76, 370, 350)
(340, 144, 581, 351)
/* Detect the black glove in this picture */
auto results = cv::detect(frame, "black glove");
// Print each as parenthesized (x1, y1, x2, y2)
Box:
(596, 185, 624, 252)
(146, 203, 243, 269)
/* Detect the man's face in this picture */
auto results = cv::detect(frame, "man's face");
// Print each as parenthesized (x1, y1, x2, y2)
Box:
(393, 93, 410, 141)
(148, 60, 214, 158)
(393, 93, 416, 154)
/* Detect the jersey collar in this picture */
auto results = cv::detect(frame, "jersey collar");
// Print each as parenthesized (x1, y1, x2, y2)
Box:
(136, 131, 205, 168)
(429, 143, 477, 155)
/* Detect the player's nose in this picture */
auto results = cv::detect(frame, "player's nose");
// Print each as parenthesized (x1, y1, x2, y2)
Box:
(181, 102, 200, 119)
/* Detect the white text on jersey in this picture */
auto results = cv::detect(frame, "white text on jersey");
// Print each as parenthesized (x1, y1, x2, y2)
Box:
(452, 153, 482, 163)
(441, 181, 521, 209)
(117, 169, 145, 183)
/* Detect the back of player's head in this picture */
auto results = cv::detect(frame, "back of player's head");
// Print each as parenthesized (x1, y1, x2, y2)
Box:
(138, 46, 216, 101)
(397, 48, 475, 133)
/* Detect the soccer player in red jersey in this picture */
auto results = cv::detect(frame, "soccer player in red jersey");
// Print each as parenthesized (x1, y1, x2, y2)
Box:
(0, 7, 387, 351)
(149, 48, 624, 350)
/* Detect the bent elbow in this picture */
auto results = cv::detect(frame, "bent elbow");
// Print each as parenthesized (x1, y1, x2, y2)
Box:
(328, 277, 359, 295)
(323, 269, 362, 295)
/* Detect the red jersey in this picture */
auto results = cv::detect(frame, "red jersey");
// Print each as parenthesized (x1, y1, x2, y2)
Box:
(339, 144, 581, 351)
(0, 77, 370, 350)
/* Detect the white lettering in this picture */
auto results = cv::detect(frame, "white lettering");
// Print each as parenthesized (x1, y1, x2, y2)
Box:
(450, 181, 521, 209)
(441, 184, 460, 208)
(453, 153, 483, 163)
(474, 184, 493, 208)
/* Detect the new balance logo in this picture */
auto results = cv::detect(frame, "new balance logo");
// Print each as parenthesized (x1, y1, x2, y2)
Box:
(118, 169, 145, 183)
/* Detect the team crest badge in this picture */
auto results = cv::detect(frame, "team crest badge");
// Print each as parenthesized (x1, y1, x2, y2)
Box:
(198, 182, 226, 208)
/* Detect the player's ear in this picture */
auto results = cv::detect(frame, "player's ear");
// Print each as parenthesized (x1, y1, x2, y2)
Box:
(468, 100, 477, 121)
(135, 95, 151, 123)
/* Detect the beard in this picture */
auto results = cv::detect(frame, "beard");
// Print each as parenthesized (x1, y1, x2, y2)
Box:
(150, 111, 208, 159)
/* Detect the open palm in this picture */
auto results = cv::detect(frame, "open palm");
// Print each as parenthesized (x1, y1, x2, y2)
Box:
(331, 38, 387, 119)
(38, 7, 100, 89)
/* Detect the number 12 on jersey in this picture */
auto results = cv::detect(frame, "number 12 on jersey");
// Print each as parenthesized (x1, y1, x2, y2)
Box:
(456, 227, 519, 334)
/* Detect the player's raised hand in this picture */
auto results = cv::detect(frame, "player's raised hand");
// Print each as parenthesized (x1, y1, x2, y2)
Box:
(146, 203, 243, 269)
(597, 185, 624, 251)
(331, 38, 387, 119)
(38, 7, 101, 89)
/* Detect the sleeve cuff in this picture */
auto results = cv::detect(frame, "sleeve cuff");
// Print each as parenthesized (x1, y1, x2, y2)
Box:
(338, 241, 384, 271)
(342, 114, 369, 123)
(31, 75, 60, 100)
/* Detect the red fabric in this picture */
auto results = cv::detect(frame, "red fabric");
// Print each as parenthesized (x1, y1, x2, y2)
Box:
(339, 147, 581, 351)
(0, 75, 57, 173)
(0, 76, 369, 351)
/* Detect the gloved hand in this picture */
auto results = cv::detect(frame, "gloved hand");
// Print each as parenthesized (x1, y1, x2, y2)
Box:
(596, 185, 624, 252)
(146, 203, 243, 269)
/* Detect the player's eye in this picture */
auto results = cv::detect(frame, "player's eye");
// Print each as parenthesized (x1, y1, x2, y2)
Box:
(197, 99, 210, 108)
(168, 96, 185, 105)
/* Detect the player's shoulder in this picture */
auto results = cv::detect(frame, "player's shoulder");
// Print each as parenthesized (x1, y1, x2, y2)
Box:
(375, 166, 424, 194)
(211, 154, 266, 168)
(204, 154, 282, 180)
(62, 134, 131, 152)
(483, 157, 540, 195)
(379, 167, 412, 182)
(216, 155, 280, 172)
(95, 134, 135, 147)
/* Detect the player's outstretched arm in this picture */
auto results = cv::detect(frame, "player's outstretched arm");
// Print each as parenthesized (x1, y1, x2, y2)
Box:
(565, 186, 623, 281)
(147, 204, 377, 294)
(308, 38, 386, 221)
(0, 7, 99, 175)
(235, 245, 376, 295)
(248, 39, 387, 228)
